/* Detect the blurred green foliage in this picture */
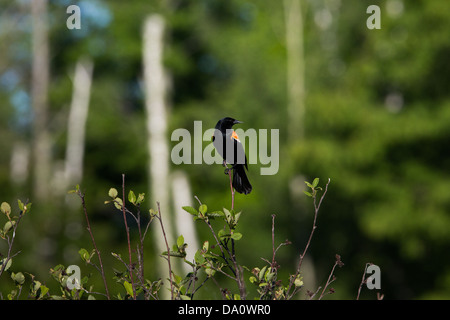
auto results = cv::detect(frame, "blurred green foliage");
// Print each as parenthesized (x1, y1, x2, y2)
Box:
(1, 0, 450, 299)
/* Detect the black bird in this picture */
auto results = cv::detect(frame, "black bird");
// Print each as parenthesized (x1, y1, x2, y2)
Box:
(213, 117, 252, 195)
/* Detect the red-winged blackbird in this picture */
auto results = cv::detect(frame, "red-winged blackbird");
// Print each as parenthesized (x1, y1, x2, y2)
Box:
(212, 117, 252, 195)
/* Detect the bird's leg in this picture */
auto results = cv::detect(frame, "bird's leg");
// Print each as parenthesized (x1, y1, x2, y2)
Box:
(224, 163, 237, 175)
(223, 160, 232, 174)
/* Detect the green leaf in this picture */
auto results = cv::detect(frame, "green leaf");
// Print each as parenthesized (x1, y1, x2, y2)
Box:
(182, 206, 198, 216)
(123, 281, 134, 297)
(38, 285, 49, 299)
(79, 248, 90, 262)
(202, 241, 209, 252)
(136, 193, 145, 204)
(312, 178, 320, 188)
(31, 280, 41, 292)
(231, 232, 243, 241)
(294, 277, 304, 287)
(0, 258, 12, 272)
(111, 252, 122, 261)
(23, 202, 31, 213)
(177, 235, 185, 248)
(108, 188, 118, 199)
(199, 204, 207, 215)
(180, 294, 191, 300)
(3, 221, 15, 234)
(218, 229, 230, 240)
(18, 199, 24, 211)
(304, 181, 313, 188)
(194, 250, 205, 265)
(205, 268, 215, 277)
(303, 190, 312, 197)
(259, 266, 267, 281)
(128, 190, 136, 204)
(207, 211, 224, 218)
(66, 184, 81, 194)
(266, 272, 275, 282)
(162, 250, 186, 258)
(113, 198, 123, 210)
(1, 202, 11, 216)
(223, 208, 231, 219)
(11, 272, 25, 285)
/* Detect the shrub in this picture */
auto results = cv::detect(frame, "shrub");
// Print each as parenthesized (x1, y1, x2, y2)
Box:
(0, 175, 354, 300)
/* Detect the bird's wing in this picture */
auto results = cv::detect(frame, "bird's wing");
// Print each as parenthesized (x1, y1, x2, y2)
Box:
(230, 131, 248, 169)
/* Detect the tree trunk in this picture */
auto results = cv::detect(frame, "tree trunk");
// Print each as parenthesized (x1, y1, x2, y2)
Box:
(31, 0, 51, 201)
(284, 0, 305, 142)
(171, 170, 199, 272)
(143, 14, 173, 298)
(64, 58, 93, 187)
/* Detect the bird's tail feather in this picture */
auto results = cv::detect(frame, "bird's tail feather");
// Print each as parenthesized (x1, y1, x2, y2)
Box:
(232, 164, 252, 195)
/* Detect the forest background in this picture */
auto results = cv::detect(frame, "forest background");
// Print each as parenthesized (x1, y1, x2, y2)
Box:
(1, 0, 450, 299)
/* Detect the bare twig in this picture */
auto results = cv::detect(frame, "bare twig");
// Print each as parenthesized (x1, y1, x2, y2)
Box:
(77, 190, 110, 300)
(318, 254, 344, 300)
(226, 167, 247, 299)
(306, 286, 322, 300)
(156, 201, 174, 300)
(0, 210, 23, 279)
(356, 262, 372, 300)
(271, 214, 277, 272)
(194, 195, 202, 206)
(226, 165, 235, 210)
(135, 205, 145, 291)
(121, 174, 136, 300)
(287, 178, 331, 299)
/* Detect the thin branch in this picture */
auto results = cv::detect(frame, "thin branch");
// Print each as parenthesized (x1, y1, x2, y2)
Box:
(271, 214, 277, 272)
(318, 254, 343, 300)
(156, 201, 174, 300)
(307, 286, 322, 300)
(226, 167, 246, 299)
(0, 212, 23, 278)
(227, 169, 235, 210)
(287, 178, 331, 299)
(121, 174, 136, 300)
(356, 262, 372, 300)
(77, 190, 110, 300)
(301, 178, 331, 271)
(135, 206, 145, 291)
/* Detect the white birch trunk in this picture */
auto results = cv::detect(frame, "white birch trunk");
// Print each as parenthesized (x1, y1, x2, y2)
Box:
(31, 0, 51, 201)
(143, 15, 173, 296)
(171, 170, 199, 272)
(64, 58, 93, 187)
